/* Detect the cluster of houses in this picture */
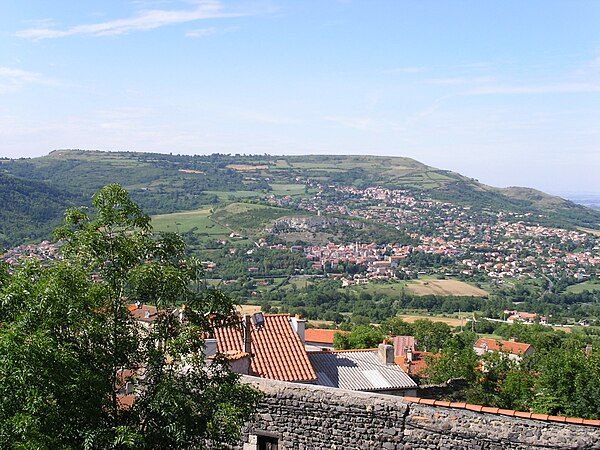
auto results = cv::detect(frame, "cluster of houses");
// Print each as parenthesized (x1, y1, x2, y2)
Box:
(0, 240, 59, 264)
(120, 305, 537, 408)
(276, 183, 600, 282)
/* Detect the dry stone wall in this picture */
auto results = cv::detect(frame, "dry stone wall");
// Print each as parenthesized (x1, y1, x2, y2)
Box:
(239, 376, 600, 450)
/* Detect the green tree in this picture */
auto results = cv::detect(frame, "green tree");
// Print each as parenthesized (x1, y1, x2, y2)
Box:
(532, 345, 600, 419)
(425, 333, 478, 385)
(380, 317, 413, 337)
(333, 325, 385, 350)
(466, 351, 534, 411)
(0, 184, 259, 449)
(411, 319, 452, 352)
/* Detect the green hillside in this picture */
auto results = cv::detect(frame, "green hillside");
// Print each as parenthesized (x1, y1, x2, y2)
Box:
(0, 173, 81, 248)
(1, 150, 599, 248)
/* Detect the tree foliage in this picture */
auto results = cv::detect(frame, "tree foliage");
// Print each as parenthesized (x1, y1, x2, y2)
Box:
(0, 184, 259, 449)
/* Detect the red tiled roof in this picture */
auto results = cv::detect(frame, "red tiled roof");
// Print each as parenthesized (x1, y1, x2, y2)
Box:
(127, 303, 158, 322)
(392, 336, 416, 357)
(214, 314, 317, 382)
(305, 328, 348, 344)
(475, 338, 532, 355)
(117, 394, 135, 410)
(395, 351, 434, 376)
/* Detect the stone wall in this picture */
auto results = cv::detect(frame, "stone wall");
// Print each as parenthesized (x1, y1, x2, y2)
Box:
(239, 376, 600, 450)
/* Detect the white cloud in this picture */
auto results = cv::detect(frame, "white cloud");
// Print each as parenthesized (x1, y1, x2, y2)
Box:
(323, 115, 401, 132)
(15, 1, 246, 40)
(227, 107, 300, 125)
(467, 83, 600, 95)
(0, 67, 43, 93)
(185, 27, 218, 38)
(0, 67, 41, 83)
(382, 66, 428, 75)
(426, 76, 495, 86)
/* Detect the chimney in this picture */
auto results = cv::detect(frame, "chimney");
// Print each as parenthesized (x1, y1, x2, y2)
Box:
(124, 381, 134, 395)
(290, 314, 306, 343)
(243, 315, 252, 356)
(378, 343, 394, 365)
(144, 309, 150, 319)
(406, 346, 413, 363)
(179, 304, 186, 322)
(204, 338, 218, 358)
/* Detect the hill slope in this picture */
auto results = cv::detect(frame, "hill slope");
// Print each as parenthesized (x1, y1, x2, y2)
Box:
(0, 172, 81, 248)
(1, 150, 599, 248)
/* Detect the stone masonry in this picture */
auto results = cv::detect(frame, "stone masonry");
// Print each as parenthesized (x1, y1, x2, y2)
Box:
(238, 376, 600, 450)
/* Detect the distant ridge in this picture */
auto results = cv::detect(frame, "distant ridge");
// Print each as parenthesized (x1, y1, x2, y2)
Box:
(0, 172, 81, 248)
(0, 149, 598, 247)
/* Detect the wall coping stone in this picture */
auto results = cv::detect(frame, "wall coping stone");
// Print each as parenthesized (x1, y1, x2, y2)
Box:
(241, 375, 600, 427)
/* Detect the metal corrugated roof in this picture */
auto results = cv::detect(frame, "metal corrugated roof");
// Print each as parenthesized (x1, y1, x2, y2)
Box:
(308, 351, 417, 391)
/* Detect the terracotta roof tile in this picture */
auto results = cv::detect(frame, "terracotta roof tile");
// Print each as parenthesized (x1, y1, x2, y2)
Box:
(548, 415, 567, 423)
(213, 314, 317, 382)
(395, 351, 434, 376)
(127, 303, 158, 322)
(304, 328, 348, 344)
(474, 338, 532, 355)
(400, 396, 600, 427)
(565, 417, 584, 424)
(531, 413, 549, 421)
(392, 336, 416, 357)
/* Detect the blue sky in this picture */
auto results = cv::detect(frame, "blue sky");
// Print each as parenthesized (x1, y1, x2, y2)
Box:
(1, 1, 599, 195)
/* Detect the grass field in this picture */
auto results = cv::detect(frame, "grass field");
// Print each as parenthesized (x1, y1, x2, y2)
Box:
(566, 280, 600, 294)
(151, 207, 231, 238)
(406, 280, 488, 297)
(204, 190, 260, 200)
(343, 282, 409, 297)
(211, 202, 297, 235)
(286, 277, 315, 289)
(269, 183, 306, 196)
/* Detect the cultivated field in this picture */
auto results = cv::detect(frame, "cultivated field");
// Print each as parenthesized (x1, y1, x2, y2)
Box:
(578, 227, 600, 236)
(237, 304, 263, 314)
(178, 169, 205, 174)
(397, 314, 466, 327)
(226, 164, 269, 171)
(406, 279, 488, 297)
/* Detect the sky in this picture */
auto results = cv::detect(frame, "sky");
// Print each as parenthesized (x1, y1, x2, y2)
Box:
(1, 1, 599, 195)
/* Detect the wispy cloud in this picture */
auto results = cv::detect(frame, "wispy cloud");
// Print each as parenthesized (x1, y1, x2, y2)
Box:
(382, 66, 429, 75)
(0, 67, 41, 83)
(324, 115, 401, 132)
(426, 76, 495, 86)
(15, 0, 247, 40)
(185, 27, 218, 38)
(0, 67, 43, 93)
(467, 83, 600, 95)
(90, 106, 159, 131)
(227, 107, 300, 125)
